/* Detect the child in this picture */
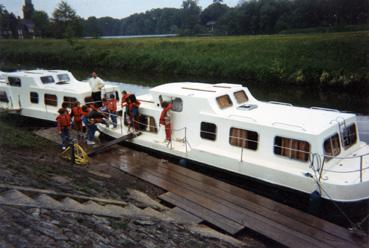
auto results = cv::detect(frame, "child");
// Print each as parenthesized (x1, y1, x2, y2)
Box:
(56, 108, 71, 149)
(160, 102, 173, 142)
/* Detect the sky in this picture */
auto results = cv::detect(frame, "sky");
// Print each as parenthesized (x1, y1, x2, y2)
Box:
(2, 0, 240, 19)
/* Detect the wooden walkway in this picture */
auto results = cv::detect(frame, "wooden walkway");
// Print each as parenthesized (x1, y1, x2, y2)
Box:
(34, 127, 369, 247)
(118, 159, 368, 248)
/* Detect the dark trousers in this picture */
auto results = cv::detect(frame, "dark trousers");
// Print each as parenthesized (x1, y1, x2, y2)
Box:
(91, 91, 102, 107)
(60, 127, 70, 148)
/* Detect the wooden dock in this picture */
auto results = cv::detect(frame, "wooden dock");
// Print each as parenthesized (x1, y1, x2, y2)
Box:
(34, 127, 369, 247)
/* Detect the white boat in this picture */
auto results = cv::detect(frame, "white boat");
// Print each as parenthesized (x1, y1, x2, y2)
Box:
(0, 70, 368, 203)
(0, 69, 120, 120)
(97, 82, 369, 203)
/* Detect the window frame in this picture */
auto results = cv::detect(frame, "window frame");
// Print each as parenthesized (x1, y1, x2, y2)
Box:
(159, 95, 183, 112)
(57, 74, 70, 82)
(274, 136, 311, 162)
(40, 76, 55, 84)
(342, 124, 357, 150)
(8, 77, 21, 87)
(323, 133, 341, 160)
(63, 96, 77, 108)
(0, 91, 9, 103)
(30, 92, 39, 104)
(216, 94, 233, 109)
(44, 94, 58, 106)
(200, 122, 217, 141)
(229, 127, 259, 151)
(233, 90, 249, 104)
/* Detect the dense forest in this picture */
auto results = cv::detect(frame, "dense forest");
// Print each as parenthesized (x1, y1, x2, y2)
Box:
(0, 0, 368, 38)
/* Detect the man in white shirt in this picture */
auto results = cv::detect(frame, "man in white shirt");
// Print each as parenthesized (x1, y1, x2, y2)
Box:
(89, 71, 105, 107)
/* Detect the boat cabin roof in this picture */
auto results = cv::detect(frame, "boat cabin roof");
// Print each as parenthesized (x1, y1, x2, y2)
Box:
(2, 69, 117, 94)
(149, 82, 356, 135)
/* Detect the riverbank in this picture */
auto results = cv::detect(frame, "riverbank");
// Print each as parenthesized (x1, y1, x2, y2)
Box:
(0, 113, 265, 247)
(1, 31, 368, 86)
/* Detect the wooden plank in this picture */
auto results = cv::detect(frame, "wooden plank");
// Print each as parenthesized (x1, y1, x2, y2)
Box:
(141, 162, 359, 248)
(160, 193, 243, 235)
(166, 207, 203, 224)
(120, 166, 329, 248)
(88, 132, 140, 156)
(149, 160, 365, 247)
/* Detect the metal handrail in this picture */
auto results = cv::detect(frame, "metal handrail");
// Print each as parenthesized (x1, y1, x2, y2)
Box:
(272, 122, 306, 131)
(269, 101, 293, 106)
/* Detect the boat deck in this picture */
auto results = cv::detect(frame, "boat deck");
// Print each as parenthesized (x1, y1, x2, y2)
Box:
(34, 127, 369, 247)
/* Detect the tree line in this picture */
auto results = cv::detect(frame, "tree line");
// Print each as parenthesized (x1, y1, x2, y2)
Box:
(0, 0, 368, 39)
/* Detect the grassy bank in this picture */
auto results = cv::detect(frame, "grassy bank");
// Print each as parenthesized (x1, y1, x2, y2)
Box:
(0, 31, 368, 85)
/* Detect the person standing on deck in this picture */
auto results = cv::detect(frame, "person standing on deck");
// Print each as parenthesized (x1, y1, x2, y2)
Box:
(89, 71, 105, 107)
(129, 94, 140, 132)
(160, 102, 173, 142)
(56, 108, 71, 150)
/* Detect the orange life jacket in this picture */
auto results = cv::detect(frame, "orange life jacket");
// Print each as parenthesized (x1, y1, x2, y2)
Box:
(56, 113, 71, 132)
(71, 106, 83, 122)
(107, 98, 117, 112)
(160, 104, 172, 125)
(121, 94, 130, 107)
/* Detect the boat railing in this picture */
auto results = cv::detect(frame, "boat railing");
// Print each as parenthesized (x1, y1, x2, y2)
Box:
(268, 101, 293, 106)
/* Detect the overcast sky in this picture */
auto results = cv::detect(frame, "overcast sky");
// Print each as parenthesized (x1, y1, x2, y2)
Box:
(2, 0, 240, 19)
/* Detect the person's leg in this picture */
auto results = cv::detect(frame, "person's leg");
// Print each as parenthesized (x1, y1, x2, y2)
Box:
(111, 111, 117, 127)
(165, 123, 171, 141)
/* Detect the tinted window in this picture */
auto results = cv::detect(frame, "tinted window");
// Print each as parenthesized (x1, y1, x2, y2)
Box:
(30, 92, 39, 104)
(8, 77, 21, 87)
(0, 91, 9, 103)
(274, 136, 310, 162)
(57, 74, 70, 82)
(342, 124, 357, 149)
(136, 114, 158, 133)
(200, 122, 216, 141)
(324, 133, 341, 160)
(63, 96, 77, 108)
(41, 76, 55, 84)
(229, 128, 258, 150)
(234, 90, 248, 104)
(45, 94, 57, 106)
(216, 95, 232, 109)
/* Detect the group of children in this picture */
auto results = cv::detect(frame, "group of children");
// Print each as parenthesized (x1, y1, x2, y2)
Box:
(56, 91, 142, 150)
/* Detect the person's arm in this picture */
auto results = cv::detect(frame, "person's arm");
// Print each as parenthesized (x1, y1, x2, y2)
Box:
(98, 78, 105, 89)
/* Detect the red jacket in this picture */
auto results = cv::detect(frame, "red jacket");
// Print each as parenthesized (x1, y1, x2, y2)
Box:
(56, 113, 71, 132)
(71, 106, 83, 122)
(121, 94, 130, 107)
(160, 103, 172, 125)
(107, 98, 117, 112)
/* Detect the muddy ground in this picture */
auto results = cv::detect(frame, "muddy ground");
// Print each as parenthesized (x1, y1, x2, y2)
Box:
(0, 114, 271, 248)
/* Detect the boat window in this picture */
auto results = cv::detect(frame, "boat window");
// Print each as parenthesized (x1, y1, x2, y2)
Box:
(137, 115, 158, 133)
(234, 90, 248, 104)
(342, 124, 357, 149)
(274, 136, 310, 162)
(324, 133, 341, 160)
(0, 91, 9, 103)
(200, 122, 216, 141)
(30, 92, 39, 104)
(44, 94, 58, 106)
(229, 128, 258, 150)
(40, 76, 55, 84)
(159, 95, 183, 112)
(8, 77, 21, 87)
(216, 95, 232, 109)
(57, 74, 70, 82)
(104, 91, 120, 101)
(63, 96, 77, 108)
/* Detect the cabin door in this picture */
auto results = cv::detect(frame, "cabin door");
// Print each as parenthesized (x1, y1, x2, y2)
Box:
(7, 77, 23, 110)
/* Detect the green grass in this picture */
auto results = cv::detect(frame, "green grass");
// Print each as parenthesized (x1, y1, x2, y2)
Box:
(1, 31, 368, 85)
(0, 113, 49, 149)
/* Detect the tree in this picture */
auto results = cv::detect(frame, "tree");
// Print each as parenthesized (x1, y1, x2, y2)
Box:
(52, 1, 82, 38)
(181, 0, 202, 34)
(201, 1, 229, 26)
(83, 16, 101, 37)
(32, 10, 50, 37)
